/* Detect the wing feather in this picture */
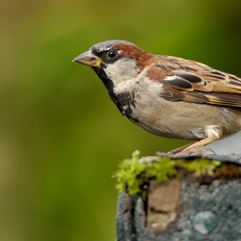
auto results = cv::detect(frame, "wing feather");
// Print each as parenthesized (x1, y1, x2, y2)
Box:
(149, 56, 241, 107)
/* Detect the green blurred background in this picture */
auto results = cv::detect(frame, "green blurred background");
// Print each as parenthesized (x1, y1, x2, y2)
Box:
(0, 0, 240, 240)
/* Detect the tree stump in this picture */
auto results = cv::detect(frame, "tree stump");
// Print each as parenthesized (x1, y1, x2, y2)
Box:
(116, 153, 241, 241)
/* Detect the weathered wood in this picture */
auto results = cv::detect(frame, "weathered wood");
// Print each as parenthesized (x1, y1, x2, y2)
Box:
(116, 153, 241, 241)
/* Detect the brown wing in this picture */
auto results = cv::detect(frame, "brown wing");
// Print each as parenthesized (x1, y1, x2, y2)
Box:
(149, 56, 241, 107)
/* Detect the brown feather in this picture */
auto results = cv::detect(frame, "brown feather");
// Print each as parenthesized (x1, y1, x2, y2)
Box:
(114, 43, 153, 70)
(146, 64, 172, 81)
(149, 56, 241, 107)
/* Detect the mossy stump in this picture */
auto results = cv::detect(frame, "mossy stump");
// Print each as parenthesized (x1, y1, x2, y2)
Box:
(115, 152, 241, 241)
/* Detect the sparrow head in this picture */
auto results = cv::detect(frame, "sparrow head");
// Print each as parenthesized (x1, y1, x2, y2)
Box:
(73, 40, 153, 87)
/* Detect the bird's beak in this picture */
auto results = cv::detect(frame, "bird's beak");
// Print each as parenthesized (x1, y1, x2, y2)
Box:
(72, 50, 102, 68)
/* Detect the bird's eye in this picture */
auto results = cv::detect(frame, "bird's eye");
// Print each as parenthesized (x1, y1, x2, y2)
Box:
(107, 50, 117, 59)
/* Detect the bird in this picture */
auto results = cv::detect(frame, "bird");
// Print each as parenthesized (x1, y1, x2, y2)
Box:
(73, 40, 241, 155)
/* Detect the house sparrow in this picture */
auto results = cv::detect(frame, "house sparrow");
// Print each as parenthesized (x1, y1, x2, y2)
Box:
(73, 40, 241, 155)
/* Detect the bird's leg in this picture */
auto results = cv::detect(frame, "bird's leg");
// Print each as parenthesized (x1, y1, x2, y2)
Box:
(178, 137, 215, 153)
(168, 126, 222, 156)
(167, 138, 214, 158)
(168, 143, 194, 155)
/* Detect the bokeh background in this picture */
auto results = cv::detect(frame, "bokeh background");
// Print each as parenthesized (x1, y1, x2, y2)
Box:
(0, 0, 241, 241)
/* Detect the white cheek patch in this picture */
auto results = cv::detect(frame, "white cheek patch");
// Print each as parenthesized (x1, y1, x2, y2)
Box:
(104, 58, 139, 86)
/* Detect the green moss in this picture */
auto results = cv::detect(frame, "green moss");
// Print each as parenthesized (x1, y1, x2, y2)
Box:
(113, 151, 145, 195)
(146, 157, 177, 182)
(113, 151, 221, 195)
(177, 158, 221, 176)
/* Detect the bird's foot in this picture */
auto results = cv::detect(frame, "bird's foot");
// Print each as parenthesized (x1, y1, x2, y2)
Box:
(167, 146, 216, 159)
